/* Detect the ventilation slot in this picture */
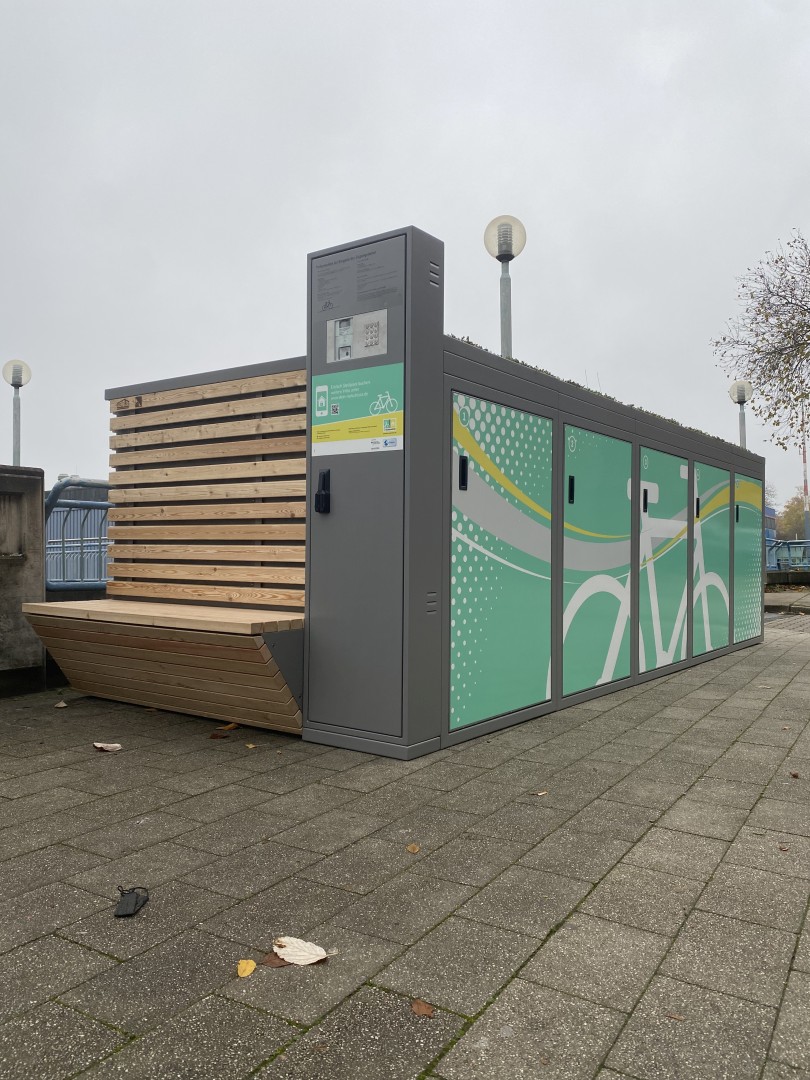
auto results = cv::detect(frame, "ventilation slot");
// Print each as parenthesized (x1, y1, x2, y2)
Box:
(429, 261, 441, 288)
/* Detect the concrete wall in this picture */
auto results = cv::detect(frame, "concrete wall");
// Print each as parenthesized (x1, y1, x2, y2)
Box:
(0, 466, 45, 693)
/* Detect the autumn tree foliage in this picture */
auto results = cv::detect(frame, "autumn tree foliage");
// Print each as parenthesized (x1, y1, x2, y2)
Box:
(777, 489, 807, 540)
(713, 231, 810, 451)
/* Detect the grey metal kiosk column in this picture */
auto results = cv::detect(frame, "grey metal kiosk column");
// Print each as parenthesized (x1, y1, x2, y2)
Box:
(303, 227, 445, 757)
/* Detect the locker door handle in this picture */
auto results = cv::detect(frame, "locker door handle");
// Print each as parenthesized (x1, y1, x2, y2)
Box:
(735, 504, 740, 523)
(695, 497, 700, 520)
(642, 488, 648, 513)
(458, 455, 468, 491)
(314, 469, 331, 514)
(568, 475, 575, 504)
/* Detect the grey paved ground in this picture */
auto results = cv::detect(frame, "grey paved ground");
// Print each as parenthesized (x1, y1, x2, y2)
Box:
(0, 615, 809, 1078)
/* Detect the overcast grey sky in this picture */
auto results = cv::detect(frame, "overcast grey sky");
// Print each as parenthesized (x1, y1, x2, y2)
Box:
(1, 0, 808, 505)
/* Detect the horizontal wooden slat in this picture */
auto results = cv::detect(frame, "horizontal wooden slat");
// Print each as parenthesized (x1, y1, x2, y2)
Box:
(108, 524, 306, 541)
(110, 369, 305, 413)
(29, 624, 275, 670)
(106, 580, 305, 608)
(65, 675, 302, 727)
(108, 502, 306, 521)
(22, 599, 302, 633)
(110, 436, 307, 468)
(25, 614, 269, 651)
(110, 391, 306, 433)
(110, 414, 305, 451)
(45, 651, 292, 698)
(109, 481, 306, 504)
(108, 562, 306, 585)
(107, 544, 305, 563)
(109, 458, 305, 487)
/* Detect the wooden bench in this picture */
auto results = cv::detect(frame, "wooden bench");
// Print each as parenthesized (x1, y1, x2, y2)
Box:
(24, 363, 308, 734)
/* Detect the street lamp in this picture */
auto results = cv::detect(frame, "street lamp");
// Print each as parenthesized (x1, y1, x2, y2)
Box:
(484, 215, 526, 359)
(728, 379, 753, 450)
(2, 359, 32, 467)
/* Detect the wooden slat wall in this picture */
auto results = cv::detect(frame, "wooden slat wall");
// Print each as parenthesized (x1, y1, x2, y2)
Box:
(107, 368, 307, 609)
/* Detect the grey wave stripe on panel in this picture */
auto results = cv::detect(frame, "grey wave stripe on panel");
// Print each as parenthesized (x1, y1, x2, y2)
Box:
(455, 465, 631, 572)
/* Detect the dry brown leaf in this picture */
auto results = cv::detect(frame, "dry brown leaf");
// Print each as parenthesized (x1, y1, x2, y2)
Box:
(209, 732, 230, 740)
(54, 700, 68, 709)
(406, 843, 421, 854)
(411, 999, 435, 1018)
(237, 959, 256, 978)
(260, 952, 291, 968)
(789, 771, 800, 779)
(779, 844, 791, 852)
(532, 791, 548, 797)
(93, 742, 122, 753)
(218, 722, 239, 731)
(665, 1012, 686, 1021)
(782, 726, 791, 731)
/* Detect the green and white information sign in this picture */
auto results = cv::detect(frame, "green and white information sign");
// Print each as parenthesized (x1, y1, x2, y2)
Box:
(311, 362, 404, 457)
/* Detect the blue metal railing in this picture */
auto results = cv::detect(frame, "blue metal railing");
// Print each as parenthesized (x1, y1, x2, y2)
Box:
(766, 539, 810, 571)
(45, 476, 111, 591)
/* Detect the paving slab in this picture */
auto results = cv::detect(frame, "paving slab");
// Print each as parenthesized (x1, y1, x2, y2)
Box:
(82, 995, 296, 1079)
(0, 934, 116, 1022)
(375, 915, 539, 1016)
(0, 880, 110, 952)
(623, 826, 727, 881)
(61, 879, 237, 960)
(581, 863, 703, 936)
(770, 971, 810, 1072)
(60, 928, 239, 1034)
(697, 862, 810, 931)
(518, 827, 631, 883)
(565, 797, 661, 840)
(67, 840, 218, 897)
(607, 975, 776, 1080)
(658, 795, 749, 841)
(726, 826, 810, 879)
(0, 842, 108, 900)
(410, 832, 531, 886)
(201, 876, 351, 951)
(458, 864, 590, 938)
(0, 1001, 126, 1080)
(329, 872, 475, 945)
(660, 909, 796, 1006)
(260, 985, 463, 1078)
(298, 835, 423, 894)
(223, 925, 399, 1025)
(435, 979, 625, 1079)
(179, 839, 323, 899)
(520, 912, 670, 1011)
(274, 809, 388, 855)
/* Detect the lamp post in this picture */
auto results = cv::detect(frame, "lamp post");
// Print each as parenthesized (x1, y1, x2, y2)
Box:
(2, 359, 32, 467)
(484, 215, 526, 359)
(728, 379, 753, 450)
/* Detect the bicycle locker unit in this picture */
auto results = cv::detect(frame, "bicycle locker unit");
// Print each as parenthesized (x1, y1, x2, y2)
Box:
(303, 227, 765, 758)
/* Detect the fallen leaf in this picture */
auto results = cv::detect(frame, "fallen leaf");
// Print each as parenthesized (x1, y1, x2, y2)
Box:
(245, 743, 257, 749)
(411, 999, 435, 1018)
(782, 726, 791, 731)
(789, 771, 800, 779)
(757, 685, 772, 689)
(218, 722, 239, 731)
(779, 844, 791, 852)
(209, 732, 230, 740)
(532, 791, 548, 797)
(54, 700, 68, 709)
(237, 959, 256, 978)
(406, 843, 421, 854)
(260, 952, 291, 968)
(665, 1012, 686, 1021)
(276, 750, 283, 755)
(93, 742, 123, 753)
(272, 935, 330, 966)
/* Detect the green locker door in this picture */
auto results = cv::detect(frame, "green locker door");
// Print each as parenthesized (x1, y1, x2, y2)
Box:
(639, 448, 689, 673)
(450, 394, 552, 730)
(563, 426, 632, 696)
(734, 475, 764, 643)
(693, 463, 730, 656)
